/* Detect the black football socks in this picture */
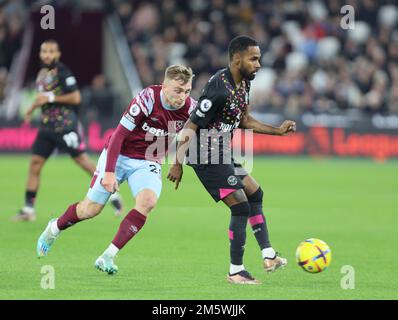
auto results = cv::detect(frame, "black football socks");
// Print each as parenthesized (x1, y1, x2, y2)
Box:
(25, 190, 37, 208)
(229, 202, 250, 265)
(247, 188, 271, 250)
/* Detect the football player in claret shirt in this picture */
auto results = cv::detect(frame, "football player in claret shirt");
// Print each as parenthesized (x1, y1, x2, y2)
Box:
(168, 36, 296, 284)
(36, 65, 197, 274)
(14, 40, 123, 221)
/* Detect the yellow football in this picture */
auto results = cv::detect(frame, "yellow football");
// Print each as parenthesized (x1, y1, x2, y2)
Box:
(296, 238, 332, 273)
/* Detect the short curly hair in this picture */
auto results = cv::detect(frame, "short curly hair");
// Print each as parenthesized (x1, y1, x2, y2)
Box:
(228, 35, 258, 61)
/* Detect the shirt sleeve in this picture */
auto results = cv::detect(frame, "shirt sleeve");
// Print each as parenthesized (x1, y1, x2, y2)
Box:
(60, 68, 79, 93)
(118, 87, 153, 131)
(105, 88, 154, 172)
(188, 97, 198, 115)
(189, 76, 227, 128)
(105, 124, 130, 172)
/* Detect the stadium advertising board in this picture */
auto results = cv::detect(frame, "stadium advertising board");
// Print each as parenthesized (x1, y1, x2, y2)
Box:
(1, 112, 398, 161)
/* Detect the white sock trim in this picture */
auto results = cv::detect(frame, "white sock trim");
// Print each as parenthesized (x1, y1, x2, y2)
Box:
(22, 206, 35, 215)
(262, 247, 276, 259)
(104, 243, 119, 258)
(50, 219, 60, 236)
(229, 264, 245, 274)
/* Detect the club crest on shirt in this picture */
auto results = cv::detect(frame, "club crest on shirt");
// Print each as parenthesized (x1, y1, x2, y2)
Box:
(173, 120, 185, 131)
(227, 175, 238, 186)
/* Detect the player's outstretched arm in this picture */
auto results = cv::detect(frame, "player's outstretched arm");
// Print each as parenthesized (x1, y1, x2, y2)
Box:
(167, 119, 198, 190)
(101, 124, 130, 193)
(24, 90, 82, 123)
(240, 113, 296, 136)
(51, 90, 81, 105)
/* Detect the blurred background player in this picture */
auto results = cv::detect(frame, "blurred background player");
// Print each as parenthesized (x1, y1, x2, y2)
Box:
(168, 36, 296, 284)
(13, 39, 123, 221)
(36, 65, 197, 274)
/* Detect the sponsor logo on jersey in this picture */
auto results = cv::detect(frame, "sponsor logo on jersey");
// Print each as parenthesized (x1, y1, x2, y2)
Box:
(219, 122, 239, 132)
(142, 122, 170, 137)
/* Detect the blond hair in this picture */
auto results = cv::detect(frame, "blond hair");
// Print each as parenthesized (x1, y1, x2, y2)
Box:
(164, 65, 194, 84)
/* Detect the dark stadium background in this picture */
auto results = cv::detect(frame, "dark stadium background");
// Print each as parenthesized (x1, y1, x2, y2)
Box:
(1, 0, 397, 160)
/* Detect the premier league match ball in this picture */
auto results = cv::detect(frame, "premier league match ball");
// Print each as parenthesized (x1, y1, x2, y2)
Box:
(296, 238, 332, 273)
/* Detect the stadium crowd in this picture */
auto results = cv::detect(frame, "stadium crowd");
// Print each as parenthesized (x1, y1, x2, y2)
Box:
(0, 0, 26, 104)
(113, 0, 398, 116)
(2, 0, 398, 118)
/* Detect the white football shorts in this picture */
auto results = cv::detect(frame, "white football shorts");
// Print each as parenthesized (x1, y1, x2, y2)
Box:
(87, 149, 162, 205)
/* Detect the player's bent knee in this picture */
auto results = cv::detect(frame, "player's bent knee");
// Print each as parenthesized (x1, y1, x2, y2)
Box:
(141, 196, 157, 212)
(77, 199, 103, 219)
(73, 154, 88, 168)
(223, 189, 248, 207)
(30, 156, 45, 172)
(230, 201, 251, 217)
(136, 190, 158, 214)
(247, 187, 263, 203)
(73, 154, 86, 164)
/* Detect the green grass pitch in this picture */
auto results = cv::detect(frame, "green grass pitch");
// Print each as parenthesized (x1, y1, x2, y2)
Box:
(0, 154, 397, 300)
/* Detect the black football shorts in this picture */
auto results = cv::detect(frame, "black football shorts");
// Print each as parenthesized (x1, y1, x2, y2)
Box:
(32, 129, 86, 159)
(189, 159, 248, 202)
